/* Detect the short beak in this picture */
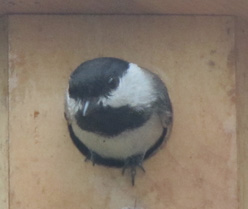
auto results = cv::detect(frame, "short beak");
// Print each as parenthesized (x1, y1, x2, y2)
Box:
(82, 98, 100, 117)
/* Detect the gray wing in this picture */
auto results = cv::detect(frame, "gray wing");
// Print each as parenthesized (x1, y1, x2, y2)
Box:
(145, 69, 173, 128)
(154, 75, 173, 128)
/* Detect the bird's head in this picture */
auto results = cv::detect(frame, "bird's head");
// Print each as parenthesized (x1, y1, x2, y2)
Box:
(67, 57, 156, 118)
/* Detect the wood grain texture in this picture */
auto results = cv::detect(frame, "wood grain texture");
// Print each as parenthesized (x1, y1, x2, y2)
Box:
(236, 18, 248, 209)
(8, 15, 238, 209)
(0, 16, 9, 209)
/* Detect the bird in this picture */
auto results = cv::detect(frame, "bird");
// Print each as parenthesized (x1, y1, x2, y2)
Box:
(64, 57, 173, 185)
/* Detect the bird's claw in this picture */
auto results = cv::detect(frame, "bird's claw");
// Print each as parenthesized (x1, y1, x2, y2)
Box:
(122, 153, 145, 186)
(85, 150, 97, 166)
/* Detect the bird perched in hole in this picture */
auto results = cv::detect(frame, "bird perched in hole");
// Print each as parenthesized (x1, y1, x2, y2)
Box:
(64, 57, 173, 185)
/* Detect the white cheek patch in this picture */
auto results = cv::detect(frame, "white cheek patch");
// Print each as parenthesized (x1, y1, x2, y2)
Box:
(100, 63, 156, 109)
(65, 90, 82, 121)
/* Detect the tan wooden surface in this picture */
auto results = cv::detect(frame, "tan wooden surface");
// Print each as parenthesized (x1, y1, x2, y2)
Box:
(0, 17, 9, 209)
(7, 15, 238, 209)
(236, 18, 248, 209)
(0, 0, 248, 20)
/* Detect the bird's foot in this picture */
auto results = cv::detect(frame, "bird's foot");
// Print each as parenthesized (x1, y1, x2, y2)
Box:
(122, 153, 145, 186)
(84, 150, 97, 166)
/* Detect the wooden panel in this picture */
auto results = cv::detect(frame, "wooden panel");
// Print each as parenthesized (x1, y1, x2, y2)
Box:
(0, 16, 9, 209)
(236, 18, 248, 209)
(8, 15, 237, 209)
(0, 0, 248, 20)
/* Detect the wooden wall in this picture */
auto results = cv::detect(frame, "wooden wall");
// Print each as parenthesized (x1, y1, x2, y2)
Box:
(1, 15, 248, 209)
(0, 0, 248, 20)
(236, 18, 248, 209)
(4, 15, 238, 209)
(0, 17, 9, 209)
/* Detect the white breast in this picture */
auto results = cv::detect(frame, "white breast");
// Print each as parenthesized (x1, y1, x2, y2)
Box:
(71, 114, 164, 159)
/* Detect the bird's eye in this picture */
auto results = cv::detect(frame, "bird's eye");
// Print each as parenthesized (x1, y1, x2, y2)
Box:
(108, 77, 119, 89)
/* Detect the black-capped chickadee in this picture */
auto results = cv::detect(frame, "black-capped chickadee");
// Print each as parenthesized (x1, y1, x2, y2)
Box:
(65, 57, 173, 185)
